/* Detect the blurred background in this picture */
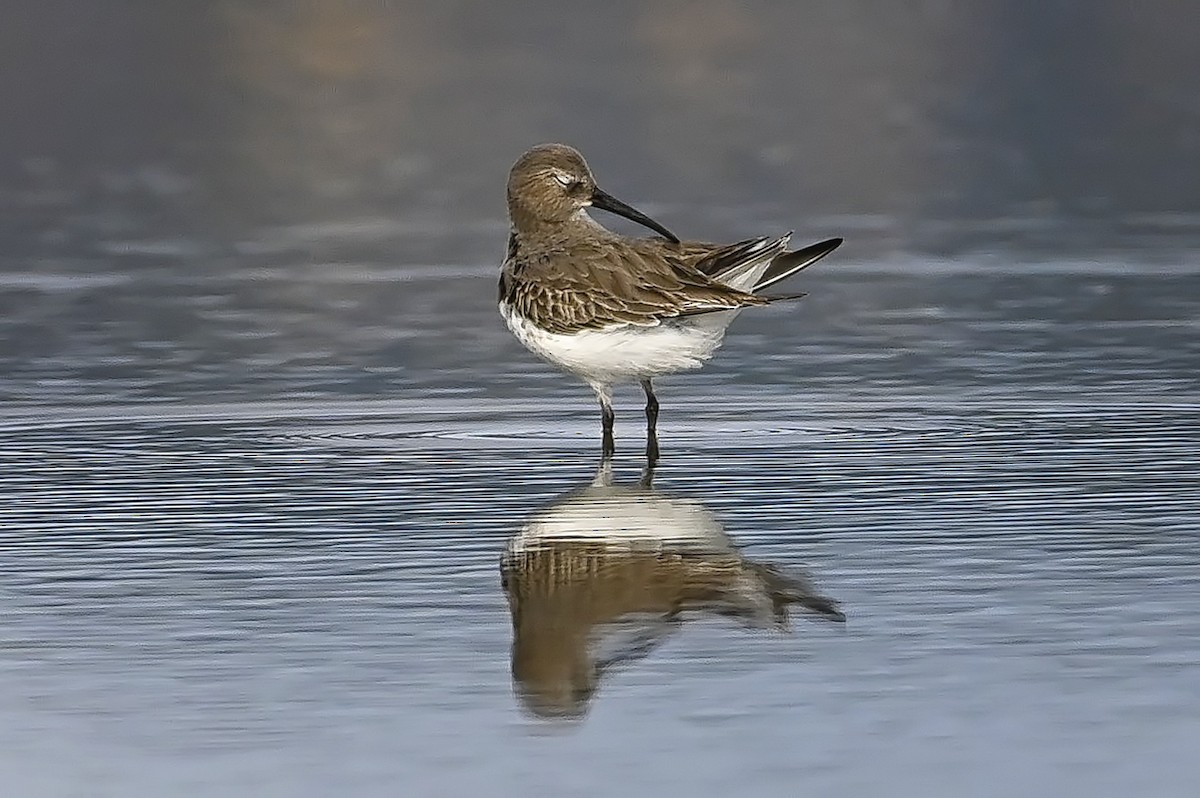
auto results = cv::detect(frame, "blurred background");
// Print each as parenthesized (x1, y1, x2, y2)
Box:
(3, 0, 1200, 267)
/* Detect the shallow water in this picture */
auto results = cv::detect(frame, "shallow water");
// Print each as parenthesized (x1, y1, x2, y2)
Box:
(1, 258, 1198, 796)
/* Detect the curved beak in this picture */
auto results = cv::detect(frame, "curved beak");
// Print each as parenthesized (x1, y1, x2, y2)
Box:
(590, 187, 679, 243)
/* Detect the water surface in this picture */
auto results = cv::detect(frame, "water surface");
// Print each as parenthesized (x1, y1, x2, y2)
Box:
(1, 259, 1198, 796)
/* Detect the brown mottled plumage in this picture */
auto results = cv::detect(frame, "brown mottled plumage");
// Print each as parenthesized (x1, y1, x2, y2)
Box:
(498, 143, 842, 457)
(499, 233, 773, 335)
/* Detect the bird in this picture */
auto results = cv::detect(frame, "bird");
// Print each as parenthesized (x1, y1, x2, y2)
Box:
(498, 143, 842, 459)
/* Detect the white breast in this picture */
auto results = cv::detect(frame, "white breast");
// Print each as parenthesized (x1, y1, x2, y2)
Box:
(500, 303, 737, 386)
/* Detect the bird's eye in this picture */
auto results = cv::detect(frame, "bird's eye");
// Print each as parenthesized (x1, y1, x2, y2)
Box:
(553, 172, 573, 188)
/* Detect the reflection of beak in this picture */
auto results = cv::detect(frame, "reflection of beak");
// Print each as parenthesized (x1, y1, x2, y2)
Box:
(590, 187, 679, 243)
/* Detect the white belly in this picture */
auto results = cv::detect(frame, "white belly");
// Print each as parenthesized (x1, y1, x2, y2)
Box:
(500, 303, 735, 385)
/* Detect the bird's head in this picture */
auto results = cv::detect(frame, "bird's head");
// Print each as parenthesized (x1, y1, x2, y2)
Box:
(506, 143, 678, 242)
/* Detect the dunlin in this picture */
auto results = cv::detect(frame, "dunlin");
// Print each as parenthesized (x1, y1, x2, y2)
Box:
(499, 143, 841, 457)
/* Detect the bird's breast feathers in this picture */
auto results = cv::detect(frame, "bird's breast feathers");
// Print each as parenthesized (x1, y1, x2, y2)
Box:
(500, 301, 733, 384)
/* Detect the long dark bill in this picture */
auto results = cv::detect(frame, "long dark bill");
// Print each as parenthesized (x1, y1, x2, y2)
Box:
(590, 187, 679, 243)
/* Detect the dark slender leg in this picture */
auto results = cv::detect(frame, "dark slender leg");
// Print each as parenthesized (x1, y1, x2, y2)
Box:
(641, 379, 659, 431)
(600, 390, 615, 460)
(641, 379, 659, 467)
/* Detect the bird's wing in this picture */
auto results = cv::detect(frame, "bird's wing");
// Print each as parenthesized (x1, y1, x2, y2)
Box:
(687, 235, 789, 288)
(684, 234, 842, 292)
(501, 238, 767, 334)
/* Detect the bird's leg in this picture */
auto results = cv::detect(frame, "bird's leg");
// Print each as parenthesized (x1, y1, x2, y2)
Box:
(602, 413, 615, 459)
(641, 379, 659, 467)
(641, 379, 659, 431)
(596, 384, 615, 460)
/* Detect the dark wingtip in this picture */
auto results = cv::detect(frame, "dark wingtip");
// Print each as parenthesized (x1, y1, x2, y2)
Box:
(762, 291, 807, 303)
(753, 562, 846, 622)
(811, 236, 843, 252)
(797, 593, 847, 623)
(752, 235, 844, 292)
(809, 594, 847, 622)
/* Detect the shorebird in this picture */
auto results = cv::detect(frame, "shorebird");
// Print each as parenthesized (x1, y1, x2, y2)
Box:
(499, 143, 842, 458)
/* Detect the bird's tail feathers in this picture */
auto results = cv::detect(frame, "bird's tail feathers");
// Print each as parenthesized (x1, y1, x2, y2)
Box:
(753, 237, 843, 292)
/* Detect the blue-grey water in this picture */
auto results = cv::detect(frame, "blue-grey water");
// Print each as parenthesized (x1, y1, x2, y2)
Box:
(2, 257, 1198, 797)
(4, 2, 1200, 796)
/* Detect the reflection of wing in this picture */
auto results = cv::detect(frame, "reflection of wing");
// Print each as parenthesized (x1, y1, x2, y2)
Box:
(590, 613, 682, 672)
(747, 561, 845, 622)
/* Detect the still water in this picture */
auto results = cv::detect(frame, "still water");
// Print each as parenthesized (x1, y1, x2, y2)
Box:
(1, 254, 1198, 796)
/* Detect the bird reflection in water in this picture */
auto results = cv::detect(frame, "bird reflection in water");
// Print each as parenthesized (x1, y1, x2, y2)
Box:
(500, 453, 844, 720)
